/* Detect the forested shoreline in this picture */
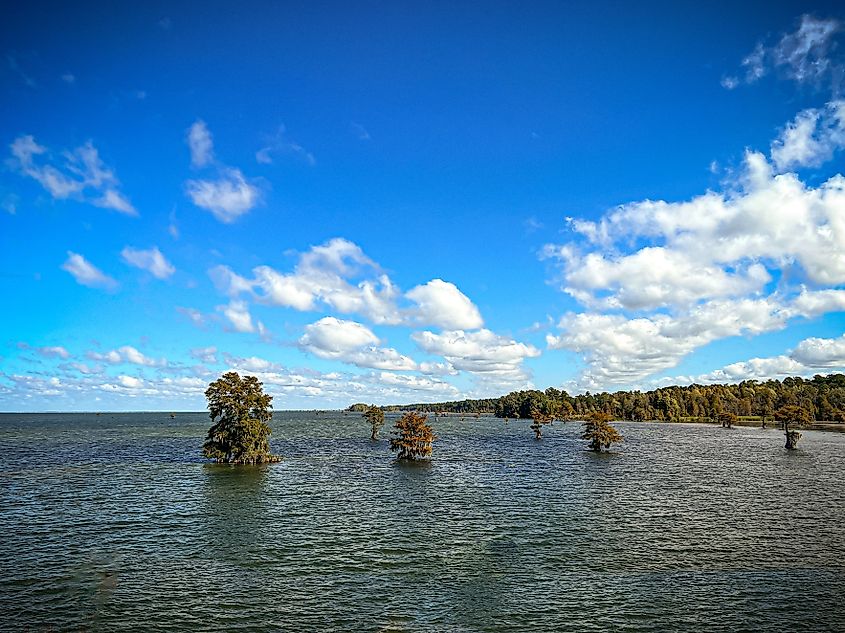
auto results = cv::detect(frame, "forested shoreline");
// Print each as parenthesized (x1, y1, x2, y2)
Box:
(350, 374, 845, 423)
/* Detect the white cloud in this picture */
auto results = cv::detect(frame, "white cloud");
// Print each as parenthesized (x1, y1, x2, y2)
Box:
(187, 120, 214, 168)
(546, 287, 845, 392)
(771, 100, 845, 171)
(118, 375, 144, 389)
(210, 238, 484, 330)
(217, 300, 264, 334)
(665, 333, 845, 386)
(121, 246, 175, 279)
(186, 168, 260, 223)
(544, 149, 845, 311)
(791, 333, 845, 368)
(726, 15, 843, 90)
(412, 329, 540, 387)
(94, 189, 136, 215)
(183, 121, 260, 222)
(37, 346, 70, 359)
(299, 317, 417, 371)
(224, 354, 280, 373)
(406, 279, 484, 329)
(9, 136, 136, 215)
(87, 345, 165, 367)
(61, 73, 75, 84)
(419, 361, 458, 376)
(61, 252, 118, 291)
(209, 264, 255, 297)
(190, 346, 218, 364)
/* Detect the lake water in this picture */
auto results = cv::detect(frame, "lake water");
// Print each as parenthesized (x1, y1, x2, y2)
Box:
(1, 412, 844, 631)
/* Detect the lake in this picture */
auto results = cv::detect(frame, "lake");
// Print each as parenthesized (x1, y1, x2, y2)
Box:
(1, 412, 844, 631)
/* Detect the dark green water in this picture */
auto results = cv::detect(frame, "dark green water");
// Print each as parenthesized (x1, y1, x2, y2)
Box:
(1, 412, 844, 632)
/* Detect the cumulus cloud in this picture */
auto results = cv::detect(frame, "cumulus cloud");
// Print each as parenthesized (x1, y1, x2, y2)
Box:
(546, 289, 845, 391)
(61, 252, 118, 291)
(406, 279, 484, 329)
(9, 135, 136, 215)
(412, 329, 540, 389)
(770, 100, 845, 171)
(723, 15, 843, 92)
(186, 168, 260, 223)
(217, 300, 263, 334)
(187, 120, 214, 167)
(184, 121, 260, 222)
(210, 238, 484, 329)
(665, 333, 845, 386)
(791, 333, 845, 367)
(121, 246, 175, 279)
(541, 101, 845, 392)
(299, 317, 417, 371)
(544, 149, 845, 311)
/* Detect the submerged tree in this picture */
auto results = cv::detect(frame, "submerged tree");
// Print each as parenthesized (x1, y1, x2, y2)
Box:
(202, 372, 280, 464)
(390, 412, 435, 460)
(718, 412, 737, 429)
(775, 405, 811, 450)
(529, 409, 553, 440)
(363, 404, 385, 440)
(582, 411, 623, 452)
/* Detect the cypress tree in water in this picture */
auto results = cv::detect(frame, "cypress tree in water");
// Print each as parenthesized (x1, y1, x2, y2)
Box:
(363, 404, 385, 440)
(390, 412, 435, 460)
(202, 372, 280, 464)
(582, 411, 623, 452)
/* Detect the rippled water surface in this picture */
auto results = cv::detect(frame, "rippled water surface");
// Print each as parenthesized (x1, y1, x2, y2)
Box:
(1, 412, 844, 631)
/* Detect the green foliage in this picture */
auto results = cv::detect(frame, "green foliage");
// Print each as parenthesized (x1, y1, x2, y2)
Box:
(775, 404, 811, 450)
(774, 404, 812, 427)
(346, 403, 369, 412)
(529, 400, 562, 439)
(380, 398, 499, 414)
(581, 411, 623, 452)
(390, 412, 435, 460)
(202, 372, 279, 464)
(718, 412, 738, 428)
(363, 404, 385, 440)
(378, 374, 845, 425)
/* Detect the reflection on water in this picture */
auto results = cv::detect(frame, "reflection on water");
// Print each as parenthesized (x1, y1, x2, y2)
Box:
(1, 412, 844, 631)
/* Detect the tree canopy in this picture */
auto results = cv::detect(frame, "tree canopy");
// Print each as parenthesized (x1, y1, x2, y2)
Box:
(390, 412, 435, 460)
(582, 411, 623, 452)
(363, 404, 385, 440)
(377, 374, 845, 425)
(202, 372, 280, 464)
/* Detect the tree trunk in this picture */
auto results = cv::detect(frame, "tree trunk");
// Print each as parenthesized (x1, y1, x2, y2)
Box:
(785, 430, 801, 450)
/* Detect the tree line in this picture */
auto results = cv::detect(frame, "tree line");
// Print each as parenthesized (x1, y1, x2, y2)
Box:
(370, 374, 845, 423)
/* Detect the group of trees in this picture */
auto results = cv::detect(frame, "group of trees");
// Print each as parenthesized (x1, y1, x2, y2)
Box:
(379, 375, 845, 425)
(204, 373, 841, 465)
(202, 374, 436, 463)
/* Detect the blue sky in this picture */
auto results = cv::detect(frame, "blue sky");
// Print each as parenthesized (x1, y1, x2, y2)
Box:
(2, 1, 845, 410)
